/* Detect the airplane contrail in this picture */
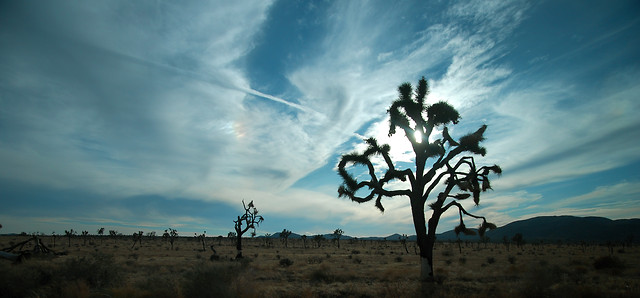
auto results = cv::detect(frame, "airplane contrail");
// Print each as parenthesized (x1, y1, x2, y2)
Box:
(74, 36, 325, 118)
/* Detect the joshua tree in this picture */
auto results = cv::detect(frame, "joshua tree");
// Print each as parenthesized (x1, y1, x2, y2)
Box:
(512, 233, 524, 249)
(333, 229, 344, 248)
(313, 234, 325, 248)
(233, 200, 264, 258)
(400, 234, 410, 254)
(227, 232, 236, 245)
(280, 229, 292, 248)
(81, 230, 89, 245)
(109, 230, 118, 244)
(97, 228, 105, 244)
(64, 229, 76, 247)
(131, 231, 143, 249)
(195, 231, 206, 251)
(301, 235, 308, 249)
(163, 228, 178, 250)
(337, 77, 501, 281)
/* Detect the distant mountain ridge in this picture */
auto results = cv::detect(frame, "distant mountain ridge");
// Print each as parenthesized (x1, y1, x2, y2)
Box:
(437, 215, 640, 243)
(262, 216, 640, 244)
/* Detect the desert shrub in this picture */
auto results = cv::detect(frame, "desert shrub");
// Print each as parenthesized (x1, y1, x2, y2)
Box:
(442, 250, 453, 257)
(351, 250, 360, 254)
(182, 263, 242, 298)
(520, 264, 568, 298)
(593, 255, 624, 274)
(445, 259, 452, 265)
(395, 256, 403, 263)
(309, 266, 336, 283)
(133, 274, 181, 298)
(61, 253, 123, 288)
(487, 256, 496, 264)
(307, 256, 324, 264)
(0, 260, 58, 297)
(459, 257, 467, 264)
(508, 256, 516, 264)
(352, 257, 362, 264)
(279, 258, 293, 267)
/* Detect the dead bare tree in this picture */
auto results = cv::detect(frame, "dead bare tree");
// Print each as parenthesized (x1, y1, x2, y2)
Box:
(337, 76, 501, 281)
(233, 200, 264, 259)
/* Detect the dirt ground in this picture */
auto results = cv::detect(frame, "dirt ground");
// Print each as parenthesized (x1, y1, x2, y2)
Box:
(1, 235, 639, 297)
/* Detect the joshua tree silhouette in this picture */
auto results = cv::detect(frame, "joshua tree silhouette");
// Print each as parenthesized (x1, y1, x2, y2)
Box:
(97, 227, 105, 244)
(280, 229, 292, 248)
(233, 200, 264, 259)
(163, 228, 178, 250)
(333, 229, 344, 248)
(337, 76, 501, 281)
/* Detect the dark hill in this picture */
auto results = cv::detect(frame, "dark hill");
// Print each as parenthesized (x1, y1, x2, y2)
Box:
(436, 215, 640, 243)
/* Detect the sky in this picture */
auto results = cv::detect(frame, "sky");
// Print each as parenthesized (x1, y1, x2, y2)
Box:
(1, 0, 639, 238)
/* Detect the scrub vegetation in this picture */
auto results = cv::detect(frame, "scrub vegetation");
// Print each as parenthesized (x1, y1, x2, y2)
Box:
(1, 234, 639, 297)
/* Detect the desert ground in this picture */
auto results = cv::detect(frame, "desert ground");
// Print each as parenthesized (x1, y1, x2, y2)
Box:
(1, 234, 639, 297)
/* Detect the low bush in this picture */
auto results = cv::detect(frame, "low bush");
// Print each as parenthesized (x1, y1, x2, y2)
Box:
(61, 253, 123, 288)
(307, 256, 324, 264)
(593, 255, 625, 274)
(279, 258, 293, 267)
(182, 263, 242, 298)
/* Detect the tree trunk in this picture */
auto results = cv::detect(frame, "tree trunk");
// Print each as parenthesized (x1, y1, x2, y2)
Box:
(411, 199, 432, 281)
(235, 235, 243, 259)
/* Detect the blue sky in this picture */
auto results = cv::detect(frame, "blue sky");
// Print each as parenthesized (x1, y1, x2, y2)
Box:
(1, 0, 639, 237)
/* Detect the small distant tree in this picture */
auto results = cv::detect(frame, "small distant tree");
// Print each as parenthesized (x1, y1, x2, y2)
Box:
(227, 232, 236, 245)
(233, 200, 264, 259)
(264, 233, 273, 247)
(512, 233, 524, 249)
(313, 234, 325, 248)
(97, 228, 105, 244)
(81, 230, 89, 245)
(65, 229, 76, 247)
(280, 229, 292, 248)
(400, 234, 409, 253)
(333, 229, 344, 248)
(51, 232, 57, 248)
(163, 228, 178, 250)
(301, 235, 308, 249)
(109, 230, 118, 244)
(131, 231, 143, 249)
(337, 77, 501, 281)
(195, 231, 206, 251)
